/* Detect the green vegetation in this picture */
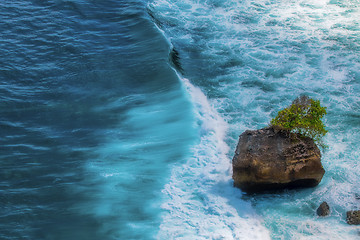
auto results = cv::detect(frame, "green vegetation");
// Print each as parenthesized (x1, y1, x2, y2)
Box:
(270, 95, 328, 148)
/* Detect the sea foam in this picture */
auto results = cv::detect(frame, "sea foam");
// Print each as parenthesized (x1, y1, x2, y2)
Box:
(157, 77, 271, 240)
(150, 0, 360, 238)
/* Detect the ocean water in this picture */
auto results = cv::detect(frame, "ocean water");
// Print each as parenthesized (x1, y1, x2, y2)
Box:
(1, 0, 359, 239)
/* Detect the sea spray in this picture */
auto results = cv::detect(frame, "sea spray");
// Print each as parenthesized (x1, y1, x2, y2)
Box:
(150, 0, 360, 238)
(157, 77, 271, 239)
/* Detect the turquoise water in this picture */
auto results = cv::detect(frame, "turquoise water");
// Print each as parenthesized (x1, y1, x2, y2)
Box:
(1, 0, 360, 239)
(1, 1, 195, 239)
(149, 0, 360, 239)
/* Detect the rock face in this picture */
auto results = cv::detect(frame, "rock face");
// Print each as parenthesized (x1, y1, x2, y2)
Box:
(347, 210, 360, 225)
(232, 127, 325, 193)
(317, 202, 330, 217)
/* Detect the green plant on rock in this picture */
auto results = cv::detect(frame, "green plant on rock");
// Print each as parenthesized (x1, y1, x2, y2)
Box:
(270, 95, 328, 149)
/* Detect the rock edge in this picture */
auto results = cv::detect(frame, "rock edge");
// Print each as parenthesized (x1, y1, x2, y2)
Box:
(232, 127, 325, 193)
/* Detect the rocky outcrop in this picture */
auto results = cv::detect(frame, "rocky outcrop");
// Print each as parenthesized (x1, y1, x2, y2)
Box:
(347, 210, 360, 225)
(232, 127, 325, 193)
(317, 202, 330, 217)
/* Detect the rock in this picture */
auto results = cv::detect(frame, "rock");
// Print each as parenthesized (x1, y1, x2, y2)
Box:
(355, 193, 360, 200)
(317, 202, 330, 216)
(347, 210, 360, 225)
(232, 127, 325, 193)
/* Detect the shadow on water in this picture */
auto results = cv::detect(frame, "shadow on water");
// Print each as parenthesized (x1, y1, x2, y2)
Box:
(147, 6, 185, 75)
(208, 178, 323, 233)
(169, 47, 184, 75)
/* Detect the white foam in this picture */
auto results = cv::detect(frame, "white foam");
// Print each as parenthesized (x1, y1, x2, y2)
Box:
(150, 0, 360, 238)
(157, 77, 271, 240)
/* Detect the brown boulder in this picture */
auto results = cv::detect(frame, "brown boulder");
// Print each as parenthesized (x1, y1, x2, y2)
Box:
(317, 202, 330, 217)
(232, 127, 325, 193)
(347, 210, 360, 225)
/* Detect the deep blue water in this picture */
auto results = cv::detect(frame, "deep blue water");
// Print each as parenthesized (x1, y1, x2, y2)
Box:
(1, 1, 195, 239)
(1, 0, 360, 239)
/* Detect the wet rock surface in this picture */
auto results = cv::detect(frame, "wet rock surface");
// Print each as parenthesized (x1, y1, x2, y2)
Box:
(232, 127, 325, 193)
(317, 202, 330, 217)
(347, 210, 360, 225)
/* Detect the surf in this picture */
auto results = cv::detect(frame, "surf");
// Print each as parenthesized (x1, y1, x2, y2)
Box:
(149, 0, 360, 238)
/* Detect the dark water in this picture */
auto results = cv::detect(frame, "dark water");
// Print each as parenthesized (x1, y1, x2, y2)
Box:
(1, 1, 195, 239)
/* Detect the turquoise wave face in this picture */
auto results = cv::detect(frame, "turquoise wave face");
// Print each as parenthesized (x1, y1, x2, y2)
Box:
(150, 0, 360, 239)
(77, 86, 197, 239)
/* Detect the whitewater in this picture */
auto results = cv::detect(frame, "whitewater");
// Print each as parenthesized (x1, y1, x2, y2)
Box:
(149, 0, 360, 239)
(1, 0, 359, 239)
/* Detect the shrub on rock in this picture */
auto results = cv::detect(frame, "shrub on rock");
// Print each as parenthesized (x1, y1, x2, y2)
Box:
(270, 95, 327, 149)
(232, 96, 327, 193)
